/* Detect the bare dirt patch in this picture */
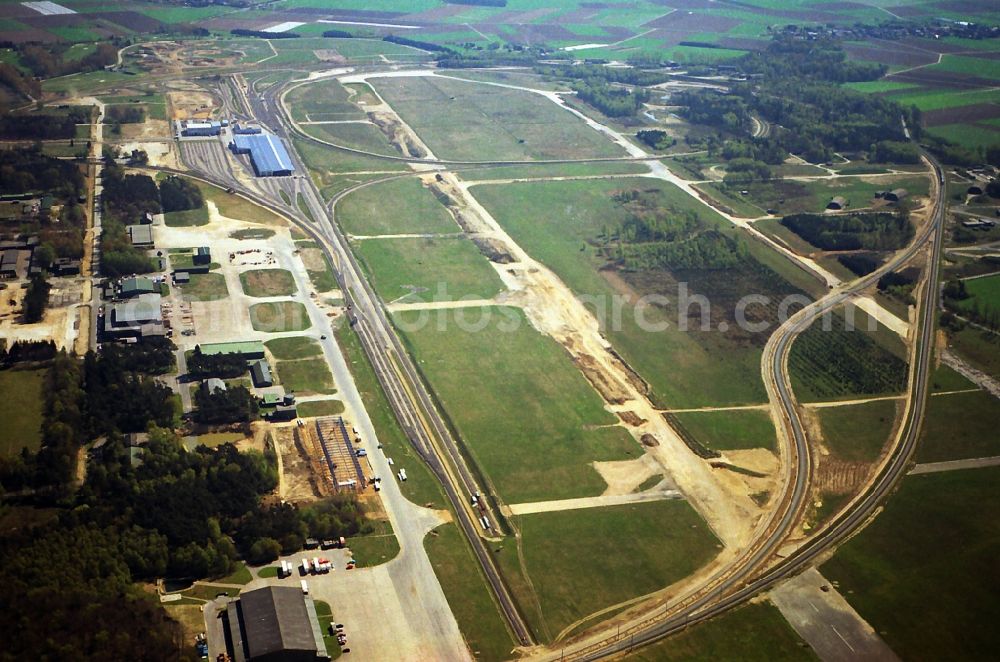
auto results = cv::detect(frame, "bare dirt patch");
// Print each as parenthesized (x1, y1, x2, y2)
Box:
(314, 50, 346, 64)
(298, 247, 328, 272)
(167, 87, 217, 121)
(275, 427, 321, 503)
(369, 111, 425, 158)
(592, 454, 665, 496)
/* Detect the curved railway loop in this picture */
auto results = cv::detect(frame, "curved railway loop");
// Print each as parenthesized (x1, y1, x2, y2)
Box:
(169, 62, 947, 660)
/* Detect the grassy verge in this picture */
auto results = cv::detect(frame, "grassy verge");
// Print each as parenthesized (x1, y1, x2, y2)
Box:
(822, 466, 1000, 660)
(314, 600, 343, 660)
(425, 523, 515, 661)
(297, 400, 345, 418)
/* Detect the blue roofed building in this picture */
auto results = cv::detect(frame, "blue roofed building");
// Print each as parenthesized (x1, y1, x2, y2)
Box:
(229, 133, 295, 177)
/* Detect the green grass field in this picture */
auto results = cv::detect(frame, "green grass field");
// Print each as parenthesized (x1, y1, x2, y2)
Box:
(888, 87, 1000, 113)
(249, 301, 311, 332)
(470, 177, 781, 407)
(303, 122, 400, 158)
(916, 390, 1000, 463)
(456, 161, 649, 181)
(274, 357, 335, 396)
(674, 409, 777, 452)
(815, 399, 897, 463)
(294, 137, 408, 184)
(164, 206, 209, 227)
(334, 322, 445, 508)
(822, 466, 1000, 660)
(338, 177, 458, 236)
(286, 78, 366, 123)
(395, 306, 638, 503)
(195, 180, 285, 226)
(239, 269, 297, 297)
(266, 336, 322, 361)
(960, 273, 1000, 315)
(743, 174, 930, 215)
(0, 369, 45, 457)
(425, 523, 516, 662)
(354, 236, 505, 302)
(180, 273, 228, 301)
(500, 501, 720, 642)
(348, 531, 400, 568)
(370, 75, 624, 161)
(627, 602, 815, 661)
(843, 80, 920, 94)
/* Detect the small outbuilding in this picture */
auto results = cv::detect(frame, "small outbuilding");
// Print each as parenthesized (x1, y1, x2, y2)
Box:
(250, 359, 273, 387)
(194, 246, 211, 265)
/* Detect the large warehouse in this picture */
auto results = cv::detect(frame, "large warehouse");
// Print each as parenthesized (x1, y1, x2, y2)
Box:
(229, 132, 296, 177)
(219, 585, 329, 662)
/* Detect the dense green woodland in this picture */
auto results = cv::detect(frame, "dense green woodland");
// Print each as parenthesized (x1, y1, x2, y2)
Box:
(782, 212, 914, 251)
(674, 37, 916, 163)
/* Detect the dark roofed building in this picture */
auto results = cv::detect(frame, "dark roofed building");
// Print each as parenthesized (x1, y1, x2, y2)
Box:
(250, 359, 273, 387)
(194, 246, 211, 265)
(885, 188, 908, 202)
(827, 196, 847, 210)
(223, 586, 328, 662)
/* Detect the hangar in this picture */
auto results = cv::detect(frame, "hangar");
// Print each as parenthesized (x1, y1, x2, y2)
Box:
(230, 133, 296, 177)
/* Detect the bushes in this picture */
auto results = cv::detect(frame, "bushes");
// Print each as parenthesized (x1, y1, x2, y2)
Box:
(187, 346, 248, 379)
(871, 140, 920, 164)
(636, 129, 675, 150)
(22, 274, 50, 323)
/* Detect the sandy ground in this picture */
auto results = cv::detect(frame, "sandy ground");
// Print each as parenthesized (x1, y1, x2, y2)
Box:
(770, 567, 899, 662)
(505, 488, 682, 516)
(592, 454, 666, 495)
(0, 279, 83, 350)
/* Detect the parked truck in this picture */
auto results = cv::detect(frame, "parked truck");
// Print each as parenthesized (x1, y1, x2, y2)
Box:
(301, 558, 311, 575)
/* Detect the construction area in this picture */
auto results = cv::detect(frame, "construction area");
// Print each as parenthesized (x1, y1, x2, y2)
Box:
(293, 416, 368, 497)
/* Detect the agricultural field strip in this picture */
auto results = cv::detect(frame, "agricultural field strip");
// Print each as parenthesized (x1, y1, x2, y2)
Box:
(659, 388, 978, 413)
(909, 455, 1000, 475)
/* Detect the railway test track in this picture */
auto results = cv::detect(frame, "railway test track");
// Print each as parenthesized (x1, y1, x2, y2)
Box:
(174, 65, 946, 658)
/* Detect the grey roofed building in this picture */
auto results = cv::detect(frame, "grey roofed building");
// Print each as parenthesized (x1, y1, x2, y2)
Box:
(886, 188, 908, 202)
(229, 133, 295, 177)
(103, 293, 164, 339)
(250, 359, 273, 387)
(230, 586, 328, 662)
(827, 196, 847, 210)
(120, 276, 157, 298)
(127, 224, 154, 247)
(203, 378, 227, 394)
